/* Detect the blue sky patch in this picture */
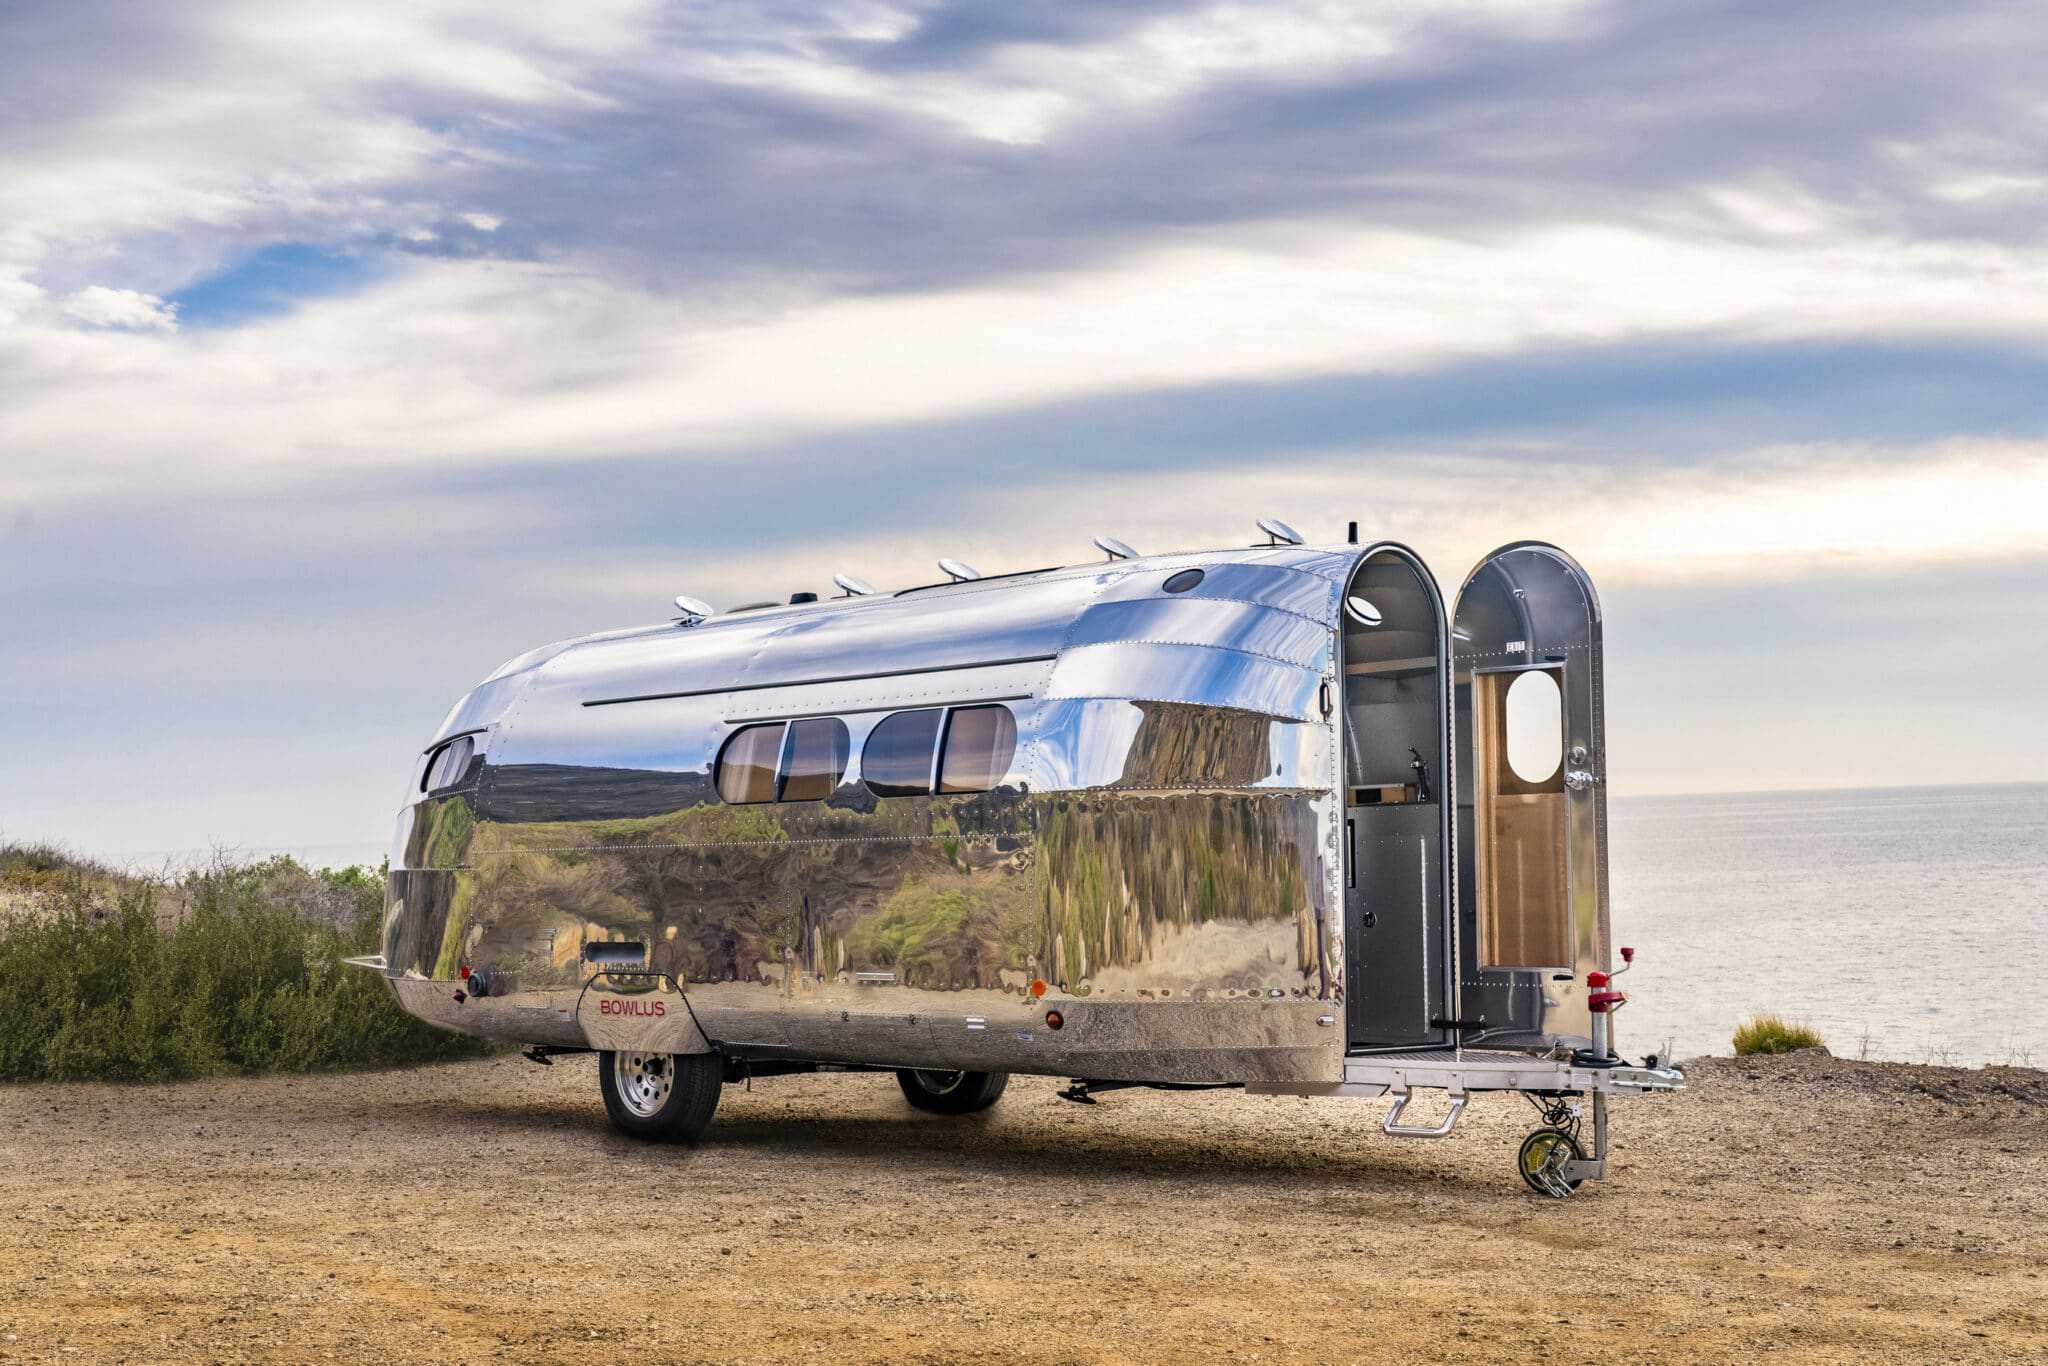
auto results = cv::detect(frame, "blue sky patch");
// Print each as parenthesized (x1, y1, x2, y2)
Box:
(167, 242, 384, 327)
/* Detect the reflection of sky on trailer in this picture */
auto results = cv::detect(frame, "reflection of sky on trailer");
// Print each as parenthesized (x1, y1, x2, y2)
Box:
(355, 529, 1681, 1195)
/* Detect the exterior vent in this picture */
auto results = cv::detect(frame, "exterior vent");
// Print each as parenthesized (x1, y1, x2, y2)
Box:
(938, 558, 982, 583)
(1093, 536, 1139, 561)
(672, 594, 714, 626)
(1256, 517, 1304, 546)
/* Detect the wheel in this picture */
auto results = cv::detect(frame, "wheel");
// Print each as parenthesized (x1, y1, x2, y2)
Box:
(895, 1068, 1008, 1115)
(599, 1050, 723, 1142)
(1518, 1127, 1586, 1198)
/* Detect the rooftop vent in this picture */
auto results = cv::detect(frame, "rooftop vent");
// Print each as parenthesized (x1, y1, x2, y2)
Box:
(1093, 536, 1139, 561)
(938, 558, 982, 583)
(833, 573, 877, 597)
(672, 594, 714, 626)
(1256, 517, 1304, 546)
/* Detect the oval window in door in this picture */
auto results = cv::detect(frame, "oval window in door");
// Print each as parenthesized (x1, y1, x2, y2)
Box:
(1503, 669, 1564, 784)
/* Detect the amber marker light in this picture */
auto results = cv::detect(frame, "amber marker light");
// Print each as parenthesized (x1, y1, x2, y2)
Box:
(1029, 978, 1047, 998)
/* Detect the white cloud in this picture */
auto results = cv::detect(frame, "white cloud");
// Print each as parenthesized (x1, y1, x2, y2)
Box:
(525, 440, 2048, 621)
(9, 212, 2048, 505)
(59, 285, 179, 331)
(690, 0, 1597, 145)
(0, 0, 655, 290)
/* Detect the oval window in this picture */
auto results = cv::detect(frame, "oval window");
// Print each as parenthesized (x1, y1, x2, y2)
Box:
(715, 723, 786, 804)
(779, 717, 850, 802)
(1344, 595, 1383, 627)
(938, 705, 1017, 793)
(1162, 568, 1205, 594)
(1504, 670, 1564, 784)
(422, 734, 475, 793)
(862, 709, 944, 797)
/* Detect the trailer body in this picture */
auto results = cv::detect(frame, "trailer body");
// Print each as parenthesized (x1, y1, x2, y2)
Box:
(357, 538, 1681, 1191)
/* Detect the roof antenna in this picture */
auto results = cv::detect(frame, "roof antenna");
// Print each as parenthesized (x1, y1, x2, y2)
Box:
(1093, 536, 1139, 561)
(672, 594, 714, 626)
(833, 573, 877, 597)
(938, 558, 982, 583)
(1347, 520, 1359, 545)
(1256, 517, 1304, 546)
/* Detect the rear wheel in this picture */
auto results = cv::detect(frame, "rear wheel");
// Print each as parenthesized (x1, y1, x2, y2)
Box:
(599, 1050, 722, 1141)
(895, 1068, 1008, 1115)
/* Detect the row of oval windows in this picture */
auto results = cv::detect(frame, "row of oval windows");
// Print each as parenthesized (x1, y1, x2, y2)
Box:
(715, 703, 1019, 805)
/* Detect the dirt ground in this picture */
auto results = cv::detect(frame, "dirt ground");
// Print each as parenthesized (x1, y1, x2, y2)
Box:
(1, 1051, 2043, 1364)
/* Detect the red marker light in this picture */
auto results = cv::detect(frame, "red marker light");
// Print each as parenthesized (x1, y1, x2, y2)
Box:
(1044, 1010, 1064, 1031)
(459, 964, 472, 980)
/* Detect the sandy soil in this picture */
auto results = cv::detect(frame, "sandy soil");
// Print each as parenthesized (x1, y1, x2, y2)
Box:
(1, 1051, 2043, 1364)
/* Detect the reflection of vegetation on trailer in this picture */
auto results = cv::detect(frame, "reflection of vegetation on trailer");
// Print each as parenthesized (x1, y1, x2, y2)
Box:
(354, 527, 1682, 1195)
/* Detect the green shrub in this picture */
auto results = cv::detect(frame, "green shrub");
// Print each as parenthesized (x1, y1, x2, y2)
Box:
(0, 855, 496, 1083)
(1732, 1013, 1826, 1056)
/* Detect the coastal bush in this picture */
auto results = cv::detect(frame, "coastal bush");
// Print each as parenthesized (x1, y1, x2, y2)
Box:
(1732, 1013, 1826, 1056)
(0, 852, 496, 1083)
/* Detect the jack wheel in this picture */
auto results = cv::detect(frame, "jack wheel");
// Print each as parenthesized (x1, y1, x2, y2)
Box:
(1518, 1127, 1585, 1199)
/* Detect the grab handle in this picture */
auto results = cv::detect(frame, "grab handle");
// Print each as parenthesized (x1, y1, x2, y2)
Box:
(1382, 1089, 1467, 1139)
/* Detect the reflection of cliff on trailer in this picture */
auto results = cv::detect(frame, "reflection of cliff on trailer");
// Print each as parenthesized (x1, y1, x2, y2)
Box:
(354, 524, 1682, 1196)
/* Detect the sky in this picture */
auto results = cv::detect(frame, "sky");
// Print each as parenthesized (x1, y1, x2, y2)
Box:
(2, 0, 2045, 867)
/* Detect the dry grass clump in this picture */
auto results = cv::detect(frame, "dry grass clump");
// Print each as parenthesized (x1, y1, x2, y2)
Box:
(1733, 1013, 1826, 1056)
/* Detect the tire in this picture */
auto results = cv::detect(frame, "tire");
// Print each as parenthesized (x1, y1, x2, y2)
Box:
(895, 1068, 1008, 1115)
(599, 1050, 723, 1142)
(1517, 1127, 1586, 1198)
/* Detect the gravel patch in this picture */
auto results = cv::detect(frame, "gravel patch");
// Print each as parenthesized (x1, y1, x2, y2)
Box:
(1, 1051, 2042, 1362)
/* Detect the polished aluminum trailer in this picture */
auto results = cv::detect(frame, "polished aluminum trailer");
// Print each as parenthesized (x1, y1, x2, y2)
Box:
(353, 526, 1682, 1195)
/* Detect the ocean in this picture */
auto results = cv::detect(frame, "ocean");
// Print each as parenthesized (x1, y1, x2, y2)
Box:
(1610, 782, 2048, 1068)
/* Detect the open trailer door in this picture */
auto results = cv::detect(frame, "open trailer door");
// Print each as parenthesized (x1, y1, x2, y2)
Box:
(1340, 546, 1455, 1054)
(1451, 543, 1608, 1050)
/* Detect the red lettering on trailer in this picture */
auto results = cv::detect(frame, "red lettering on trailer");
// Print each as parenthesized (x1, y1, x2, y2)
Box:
(598, 999, 667, 1017)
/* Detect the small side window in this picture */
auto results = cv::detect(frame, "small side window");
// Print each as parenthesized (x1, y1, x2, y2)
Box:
(1503, 669, 1564, 785)
(938, 705, 1017, 793)
(863, 709, 944, 797)
(716, 723, 786, 804)
(779, 717, 851, 802)
(422, 735, 476, 793)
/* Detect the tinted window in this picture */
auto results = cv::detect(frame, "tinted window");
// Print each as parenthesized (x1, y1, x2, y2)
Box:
(938, 705, 1017, 793)
(863, 709, 943, 797)
(423, 734, 475, 793)
(780, 717, 851, 801)
(716, 723, 785, 804)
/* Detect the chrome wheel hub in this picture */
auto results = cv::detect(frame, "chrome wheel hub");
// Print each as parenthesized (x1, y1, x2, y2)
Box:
(614, 1052, 674, 1118)
(913, 1069, 966, 1096)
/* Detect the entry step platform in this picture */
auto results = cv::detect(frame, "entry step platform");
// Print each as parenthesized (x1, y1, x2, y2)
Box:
(1248, 1048, 1686, 1100)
